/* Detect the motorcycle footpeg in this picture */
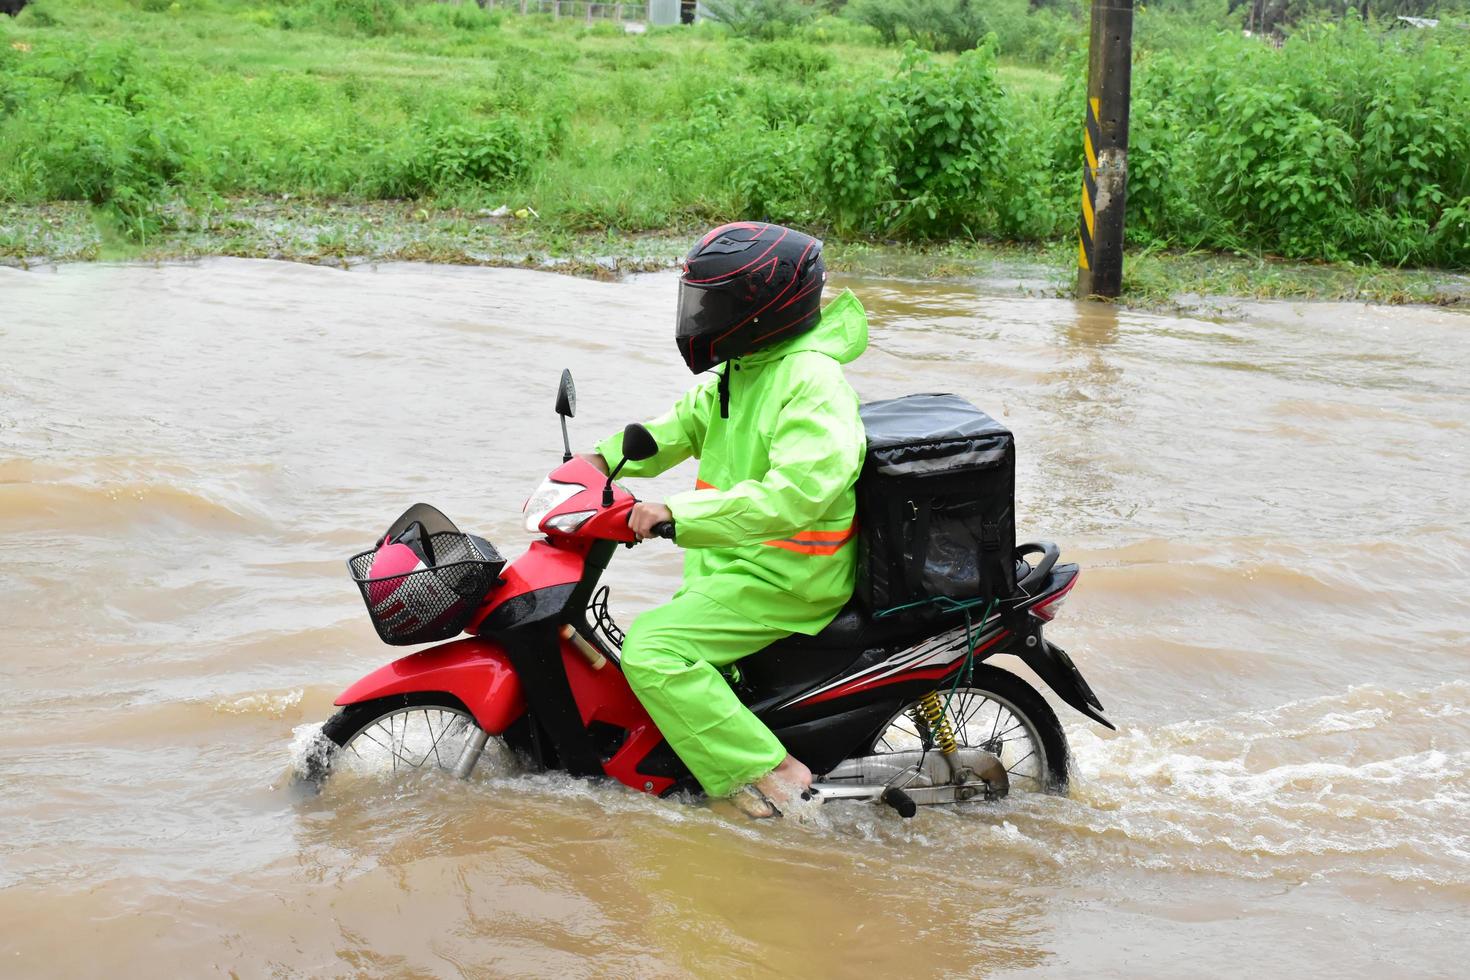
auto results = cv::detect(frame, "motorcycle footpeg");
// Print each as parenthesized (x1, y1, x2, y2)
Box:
(807, 781, 917, 818)
(881, 787, 918, 819)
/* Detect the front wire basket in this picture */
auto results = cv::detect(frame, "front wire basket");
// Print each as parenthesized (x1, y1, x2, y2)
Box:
(348, 532, 505, 646)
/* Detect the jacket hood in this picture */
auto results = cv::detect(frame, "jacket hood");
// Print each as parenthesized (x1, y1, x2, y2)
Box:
(743, 289, 869, 367)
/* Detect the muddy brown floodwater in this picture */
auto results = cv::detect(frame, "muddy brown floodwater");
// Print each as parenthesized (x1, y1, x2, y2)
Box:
(1, 259, 1467, 977)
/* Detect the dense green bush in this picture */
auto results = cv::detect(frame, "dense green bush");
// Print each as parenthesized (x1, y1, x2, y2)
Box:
(1123, 18, 1470, 264)
(374, 118, 548, 198)
(408, 2, 504, 32)
(746, 38, 833, 82)
(846, 0, 989, 53)
(816, 44, 1017, 236)
(703, 0, 817, 40)
(843, 0, 1085, 58)
(287, 0, 408, 36)
(2, 0, 1468, 267)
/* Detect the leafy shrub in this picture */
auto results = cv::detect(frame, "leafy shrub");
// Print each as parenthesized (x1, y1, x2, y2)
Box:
(795, 14, 883, 47)
(15, 3, 61, 27)
(703, 0, 817, 41)
(1106, 18, 1470, 264)
(409, 2, 504, 32)
(280, 0, 408, 36)
(845, 0, 993, 53)
(746, 39, 832, 83)
(815, 43, 1016, 237)
(374, 118, 546, 198)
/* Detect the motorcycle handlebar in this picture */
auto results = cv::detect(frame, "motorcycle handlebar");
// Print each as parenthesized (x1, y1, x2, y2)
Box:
(650, 521, 675, 540)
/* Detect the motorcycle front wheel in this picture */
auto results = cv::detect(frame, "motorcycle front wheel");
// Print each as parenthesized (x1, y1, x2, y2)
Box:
(870, 665, 1071, 794)
(303, 693, 483, 783)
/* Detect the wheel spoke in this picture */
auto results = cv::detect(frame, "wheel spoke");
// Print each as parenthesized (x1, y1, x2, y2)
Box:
(424, 710, 439, 767)
(955, 693, 988, 738)
(988, 703, 1005, 744)
(425, 710, 457, 768)
(1006, 748, 1036, 773)
(991, 720, 1026, 743)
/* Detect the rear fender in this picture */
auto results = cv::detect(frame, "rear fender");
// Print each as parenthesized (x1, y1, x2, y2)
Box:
(334, 637, 525, 734)
(1011, 637, 1115, 730)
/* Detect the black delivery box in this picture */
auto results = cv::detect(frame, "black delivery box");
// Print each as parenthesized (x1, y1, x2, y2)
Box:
(856, 393, 1017, 614)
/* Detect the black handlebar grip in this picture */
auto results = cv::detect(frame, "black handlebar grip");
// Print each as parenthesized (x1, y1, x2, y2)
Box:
(651, 521, 676, 540)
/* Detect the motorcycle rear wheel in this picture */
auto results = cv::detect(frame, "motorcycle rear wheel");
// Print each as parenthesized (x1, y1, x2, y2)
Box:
(305, 693, 482, 783)
(871, 665, 1070, 794)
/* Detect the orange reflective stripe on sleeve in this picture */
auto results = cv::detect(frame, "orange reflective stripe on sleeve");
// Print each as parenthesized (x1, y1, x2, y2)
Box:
(762, 524, 857, 556)
(695, 479, 717, 490)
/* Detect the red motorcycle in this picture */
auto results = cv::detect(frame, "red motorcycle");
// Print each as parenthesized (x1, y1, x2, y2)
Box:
(305, 372, 1113, 816)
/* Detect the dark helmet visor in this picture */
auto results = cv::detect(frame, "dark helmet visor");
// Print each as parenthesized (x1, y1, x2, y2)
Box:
(676, 278, 746, 353)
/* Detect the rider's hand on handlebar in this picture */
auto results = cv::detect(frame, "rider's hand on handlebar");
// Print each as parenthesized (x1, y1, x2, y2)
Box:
(629, 502, 673, 541)
(578, 453, 611, 476)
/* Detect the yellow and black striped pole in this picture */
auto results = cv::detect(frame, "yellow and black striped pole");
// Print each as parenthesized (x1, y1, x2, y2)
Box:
(1077, 0, 1134, 299)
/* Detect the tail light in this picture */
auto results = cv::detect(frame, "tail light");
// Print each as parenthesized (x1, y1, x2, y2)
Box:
(1030, 572, 1078, 622)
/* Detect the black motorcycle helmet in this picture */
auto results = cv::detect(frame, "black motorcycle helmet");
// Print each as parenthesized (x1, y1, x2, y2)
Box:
(676, 222, 826, 375)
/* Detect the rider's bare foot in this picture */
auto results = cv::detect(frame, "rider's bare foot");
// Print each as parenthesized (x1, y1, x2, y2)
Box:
(728, 784, 781, 819)
(754, 753, 813, 808)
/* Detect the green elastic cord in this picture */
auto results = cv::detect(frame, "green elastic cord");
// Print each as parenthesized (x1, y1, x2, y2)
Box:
(874, 593, 996, 620)
(937, 595, 996, 731)
(875, 593, 998, 748)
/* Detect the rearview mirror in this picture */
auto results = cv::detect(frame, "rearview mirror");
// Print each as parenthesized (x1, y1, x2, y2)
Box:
(604, 423, 659, 507)
(555, 369, 576, 418)
(621, 423, 659, 463)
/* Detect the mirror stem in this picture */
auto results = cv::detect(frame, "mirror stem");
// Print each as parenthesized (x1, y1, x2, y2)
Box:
(604, 458, 627, 508)
(560, 416, 572, 464)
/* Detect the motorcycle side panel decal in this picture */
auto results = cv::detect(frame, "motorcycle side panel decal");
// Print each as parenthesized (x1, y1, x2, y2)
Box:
(780, 623, 1010, 708)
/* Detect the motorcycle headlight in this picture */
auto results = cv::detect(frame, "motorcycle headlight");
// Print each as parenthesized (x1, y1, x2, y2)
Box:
(522, 480, 583, 534)
(544, 510, 597, 534)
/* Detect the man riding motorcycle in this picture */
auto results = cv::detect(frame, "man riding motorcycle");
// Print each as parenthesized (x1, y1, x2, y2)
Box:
(588, 222, 868, 817)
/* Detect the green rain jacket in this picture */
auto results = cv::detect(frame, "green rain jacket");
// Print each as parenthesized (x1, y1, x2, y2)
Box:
(596, 289, 869, 635)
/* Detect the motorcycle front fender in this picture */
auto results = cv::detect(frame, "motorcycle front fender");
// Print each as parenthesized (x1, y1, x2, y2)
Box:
(334, 636, 525, 734)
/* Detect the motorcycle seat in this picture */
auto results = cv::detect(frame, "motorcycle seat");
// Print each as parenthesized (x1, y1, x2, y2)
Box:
(773, 601, 970, 653)
(770, 555, 1032, 654)
(733, 556, 1034, 701)
(734, 602, 968, 704)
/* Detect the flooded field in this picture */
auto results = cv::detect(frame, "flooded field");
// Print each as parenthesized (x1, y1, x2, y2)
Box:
(1, 259, 1467, 976)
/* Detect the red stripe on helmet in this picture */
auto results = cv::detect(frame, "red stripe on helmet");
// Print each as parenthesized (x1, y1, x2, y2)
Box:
(699, 221, 766, 249)
(684, 226, 788, 285)
(706, 239, 815, 358)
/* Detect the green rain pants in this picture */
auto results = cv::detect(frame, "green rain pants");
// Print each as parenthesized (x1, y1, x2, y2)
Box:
(621, 591, 791, 798)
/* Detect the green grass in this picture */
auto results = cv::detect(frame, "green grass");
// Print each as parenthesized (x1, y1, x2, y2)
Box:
(3, 0, 1468, 297)
(0, 1, 1065, 236)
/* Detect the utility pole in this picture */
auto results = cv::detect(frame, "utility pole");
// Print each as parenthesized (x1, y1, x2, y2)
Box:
(1076, 0, 1134, 299)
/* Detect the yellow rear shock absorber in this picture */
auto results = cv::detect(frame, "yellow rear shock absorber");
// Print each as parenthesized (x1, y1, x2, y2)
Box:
(917, 691, 958, 757)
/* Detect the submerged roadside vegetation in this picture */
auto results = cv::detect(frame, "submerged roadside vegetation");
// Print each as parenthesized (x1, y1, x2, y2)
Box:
(2, 0, 1468, 302)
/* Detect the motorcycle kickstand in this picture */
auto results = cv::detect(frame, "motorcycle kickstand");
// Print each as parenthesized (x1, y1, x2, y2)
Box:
(452, 727, 490, 779)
